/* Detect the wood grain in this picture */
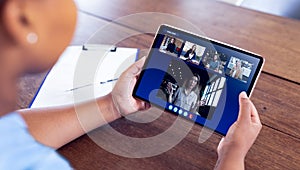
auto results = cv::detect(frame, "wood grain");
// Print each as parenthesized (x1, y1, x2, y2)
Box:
(75, 0, 300, 83)
(16, 72, 48, 109)
(57, 112, 300, 170)
(253, 73, 300, 138)
(72, 12, 108, 45)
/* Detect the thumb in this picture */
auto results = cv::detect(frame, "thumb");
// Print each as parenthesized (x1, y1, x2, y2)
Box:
(123, 57, 146, 78)
(217, 137, 225, 153)
(237, 91, 251, 123)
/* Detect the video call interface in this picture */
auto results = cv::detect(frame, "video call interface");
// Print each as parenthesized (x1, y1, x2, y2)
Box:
(134, 26, 262, 135)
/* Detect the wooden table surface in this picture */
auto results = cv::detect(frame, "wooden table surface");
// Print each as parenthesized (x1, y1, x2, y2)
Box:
(17, 0, 300, 169)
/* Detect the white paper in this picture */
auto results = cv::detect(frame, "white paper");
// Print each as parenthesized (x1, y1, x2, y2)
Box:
(30, 45, 138, 108)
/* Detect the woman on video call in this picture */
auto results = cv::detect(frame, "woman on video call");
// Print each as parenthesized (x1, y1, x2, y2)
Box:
(230, 60, 244, 80)
(167, 74, 200, 112)
(184, 44, 197, 60)
(0, 0, 261, 169)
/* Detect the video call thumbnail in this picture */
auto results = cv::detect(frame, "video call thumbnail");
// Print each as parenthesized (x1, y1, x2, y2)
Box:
(226, 57, 254, 83)
(199, 49, 228, 74)
(156, 59, 226, 120)
(158, 34, 230, 75)
(179, 41, 206, 65)
(159, 35, 184, 57)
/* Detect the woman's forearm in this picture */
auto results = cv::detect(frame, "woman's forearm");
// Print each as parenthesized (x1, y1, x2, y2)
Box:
(18, 94, 120, 149)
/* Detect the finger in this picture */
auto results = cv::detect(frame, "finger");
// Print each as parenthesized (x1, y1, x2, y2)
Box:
(123, 57, 146, 78)
(217, 137, 225, 153)
(137, 100, 151, 111)
(135, 56, 147, 69)
(143, 101, 151, 110)
(237, 91, 251, 123)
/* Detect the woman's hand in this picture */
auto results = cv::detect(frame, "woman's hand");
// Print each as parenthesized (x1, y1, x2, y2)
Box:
(111, 57, 150, 117)
(215, 92, 262, 170)
(166, 82, 173, 95)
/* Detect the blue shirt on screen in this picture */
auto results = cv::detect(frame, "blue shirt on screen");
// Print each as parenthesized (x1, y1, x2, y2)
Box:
(0, 112, 71, 169)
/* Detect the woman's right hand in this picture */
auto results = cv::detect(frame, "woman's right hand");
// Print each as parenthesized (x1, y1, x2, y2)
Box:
(215, 92, 262, 170)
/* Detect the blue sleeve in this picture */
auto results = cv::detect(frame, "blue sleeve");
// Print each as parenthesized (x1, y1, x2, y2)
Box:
(0, 113, 72, 170)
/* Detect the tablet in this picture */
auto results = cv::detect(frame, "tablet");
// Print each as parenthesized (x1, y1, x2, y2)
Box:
(133, 24, 264, 135)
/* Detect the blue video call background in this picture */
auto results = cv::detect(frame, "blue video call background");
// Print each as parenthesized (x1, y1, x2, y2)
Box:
(134, 25, 262, 135)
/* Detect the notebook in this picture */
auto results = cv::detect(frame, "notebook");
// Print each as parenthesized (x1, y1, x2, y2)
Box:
(30, 45, 138, 108)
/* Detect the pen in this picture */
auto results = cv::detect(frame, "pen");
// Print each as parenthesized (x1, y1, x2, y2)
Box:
(100, 78, 118, 84)
(65, 84, 93, 92)
(65, 78, 119, 92)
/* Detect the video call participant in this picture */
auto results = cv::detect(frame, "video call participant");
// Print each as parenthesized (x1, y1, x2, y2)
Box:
(0, 0, 261, 169)
(167, 74, 200, 112)
(184, 44, 197, 60)
(230, 60, 243, 80)
(166, 38, 176, 53)
(157, 80, 172, 101)
(200, 55, 210, 68)
(210, 54, 221, 72)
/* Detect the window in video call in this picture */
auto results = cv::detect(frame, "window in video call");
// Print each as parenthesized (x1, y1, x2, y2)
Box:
(134, 26, 262, 135)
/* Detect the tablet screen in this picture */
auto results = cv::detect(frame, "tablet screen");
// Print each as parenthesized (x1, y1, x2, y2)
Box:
(133, 25, 264, 135)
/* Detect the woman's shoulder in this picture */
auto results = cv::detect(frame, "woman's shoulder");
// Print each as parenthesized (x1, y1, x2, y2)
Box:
(0, 112, 71, 169)
(0, 112, 27, 130)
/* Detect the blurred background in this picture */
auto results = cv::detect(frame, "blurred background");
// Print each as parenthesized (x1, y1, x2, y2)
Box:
(219, 0, 300, 20)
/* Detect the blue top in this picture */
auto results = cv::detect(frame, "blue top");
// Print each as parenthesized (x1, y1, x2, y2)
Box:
(0, 112, 71, 169)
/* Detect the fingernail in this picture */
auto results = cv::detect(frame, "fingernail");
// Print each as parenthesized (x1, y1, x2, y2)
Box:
(240, 91, 248, 99)
(137, 56, 146, 64)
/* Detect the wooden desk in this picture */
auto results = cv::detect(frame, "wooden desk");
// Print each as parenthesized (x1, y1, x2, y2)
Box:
(17, 0, 300, 169)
